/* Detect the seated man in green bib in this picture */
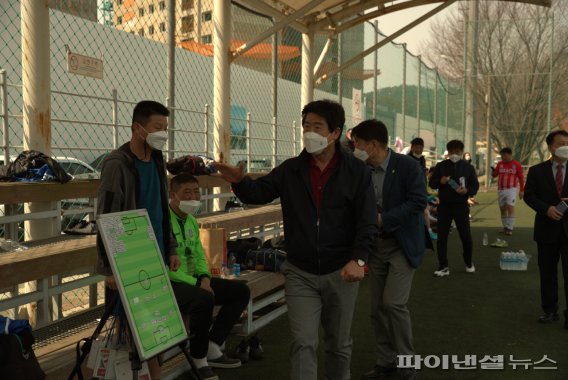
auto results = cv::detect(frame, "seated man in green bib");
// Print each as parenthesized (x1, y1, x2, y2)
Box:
(168, 173, 250, 380)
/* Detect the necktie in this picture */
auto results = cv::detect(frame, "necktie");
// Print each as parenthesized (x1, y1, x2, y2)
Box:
(556, 164, 564, 197)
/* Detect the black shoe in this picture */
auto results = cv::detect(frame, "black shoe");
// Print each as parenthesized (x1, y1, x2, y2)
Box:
(538, 312, 559, 324)
(248, 334, 264, 360)
(234, 338, 250, 363)
(208, 353, 241, 368)
(197, 366, 219, 380)
(361, 364, 397, 380)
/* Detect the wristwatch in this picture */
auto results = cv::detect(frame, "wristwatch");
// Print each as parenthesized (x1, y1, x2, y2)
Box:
(355, 259, 366, 267)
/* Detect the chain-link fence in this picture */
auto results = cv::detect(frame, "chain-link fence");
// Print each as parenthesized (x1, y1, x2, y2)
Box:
(0, 0, 468, 321)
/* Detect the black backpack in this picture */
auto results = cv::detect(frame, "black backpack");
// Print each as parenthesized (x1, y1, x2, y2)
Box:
(0, 150, 72, 183)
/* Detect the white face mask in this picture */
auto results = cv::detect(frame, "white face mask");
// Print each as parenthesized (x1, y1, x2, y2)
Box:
(146, 130, 168, 151)
(178, 200, 201, 215)
(555, 146, 568, 161)
(449, 154, 461, 163)
(412, 153, 422, 159)
(353, 148, 369, 162)
(303, 131, 332, 155)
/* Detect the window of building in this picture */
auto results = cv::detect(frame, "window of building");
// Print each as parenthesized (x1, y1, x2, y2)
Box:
(139, 28, 145, 36)
(201, 34, 212, 44)
(182, 0, 194, 11)
(149, 4, 155, 13)
(181, 15, 194, 34)
(159, 1, 165, 10)
(149, 25, 155, 35)
(117, 16, 122, 25)
(202, 11, 212, 22)
(139, 8, 144, 17)
(160, 22, 166, 32)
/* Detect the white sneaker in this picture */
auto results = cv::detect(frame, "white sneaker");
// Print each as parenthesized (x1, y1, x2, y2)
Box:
(433, 267, 450, 277)
(466, 265, 476, 273)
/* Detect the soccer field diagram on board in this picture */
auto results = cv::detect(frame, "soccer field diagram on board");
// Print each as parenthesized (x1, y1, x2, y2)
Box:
(97, 209, 188, 360)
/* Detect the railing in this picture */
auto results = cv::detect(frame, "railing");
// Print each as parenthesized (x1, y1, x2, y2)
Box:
(0, 177, 283, 328)
(0, 68, 300, 176)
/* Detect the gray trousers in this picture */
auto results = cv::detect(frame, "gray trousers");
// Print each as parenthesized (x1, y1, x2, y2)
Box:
(369, 237, 415, 367)
(281, 260, 359, 380)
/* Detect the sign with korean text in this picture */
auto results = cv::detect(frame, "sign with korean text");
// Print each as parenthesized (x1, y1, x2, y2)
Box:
(352, 88, 363, 127)
(67, 50, 103, 79)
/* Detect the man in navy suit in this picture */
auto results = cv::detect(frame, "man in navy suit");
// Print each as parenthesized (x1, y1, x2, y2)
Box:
(524, 129, 568, 328)
(352, 120, 427, 380)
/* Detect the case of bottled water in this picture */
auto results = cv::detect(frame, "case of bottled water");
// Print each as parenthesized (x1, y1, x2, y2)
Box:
(499, 250, 530, 271)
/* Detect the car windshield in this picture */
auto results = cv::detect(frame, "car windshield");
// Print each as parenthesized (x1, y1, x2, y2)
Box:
(60, 162, 94, 175)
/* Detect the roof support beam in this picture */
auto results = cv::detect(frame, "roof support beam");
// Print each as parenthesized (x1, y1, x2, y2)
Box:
(315, 0, 457, 85)
(232, 0, 309, 34)
(333, 0, 444, 35)
(301, 31, 315, 108)
(314, 37, 335, 76)
(231, 0, 325, 61)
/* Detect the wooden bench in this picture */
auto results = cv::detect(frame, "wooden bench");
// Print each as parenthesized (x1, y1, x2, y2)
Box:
(0, 178, 286, 378)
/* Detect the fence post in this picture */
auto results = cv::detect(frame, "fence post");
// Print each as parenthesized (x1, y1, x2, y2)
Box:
(402, 44, 407, 144)
(166, 97, 174, 161)
(373, 20, 378, 119)
(434, 75, 438, 157)
(112, 89, 118, 149)
(1, 69, 9, 165)
(167, 0, 176, 162)
(204, 104, 209, 157)
(272, 116, 277, 168)
(246, 112, 251, 173)
(293, 120, 297, 156)
(417, 57, 421, 138)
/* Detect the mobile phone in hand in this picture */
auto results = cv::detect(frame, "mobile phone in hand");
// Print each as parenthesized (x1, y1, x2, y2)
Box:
(448, 179, 459, 190)
(556, 201, 568, 214)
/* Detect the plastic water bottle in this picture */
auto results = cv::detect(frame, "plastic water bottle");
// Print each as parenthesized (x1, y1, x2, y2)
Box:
(482, 232, 488, 246)
(228, 253, 237, 276)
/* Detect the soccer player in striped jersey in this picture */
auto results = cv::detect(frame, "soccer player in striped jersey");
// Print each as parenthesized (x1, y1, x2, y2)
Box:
(492, 147, 525, 235)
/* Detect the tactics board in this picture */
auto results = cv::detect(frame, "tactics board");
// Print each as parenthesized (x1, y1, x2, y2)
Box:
(97, 209, 188, 360)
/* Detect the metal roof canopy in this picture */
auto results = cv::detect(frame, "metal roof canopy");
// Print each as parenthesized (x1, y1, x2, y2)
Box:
(232, 0, 551, 82)
(212, 0, 551, 164)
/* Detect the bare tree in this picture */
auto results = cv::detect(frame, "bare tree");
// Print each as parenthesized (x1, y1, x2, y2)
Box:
(424, 1, 568, 165)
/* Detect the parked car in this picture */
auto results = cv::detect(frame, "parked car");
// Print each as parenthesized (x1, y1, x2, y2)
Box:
(89, 152, 110, 172)
(0, 155, 99, 180)
(0, 155, 100, 238)
(236, 158, 284, 173)
(54, 156, 99, 179)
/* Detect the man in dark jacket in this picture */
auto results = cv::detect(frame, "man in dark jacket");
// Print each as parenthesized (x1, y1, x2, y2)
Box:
(216, 100, 378, 380)
(524, 129, 568, 327)
(429, 139, 479, 277)
(408, 137, 427, 175)
(352, 120, 426, 380)
(96, 101, 219, 380)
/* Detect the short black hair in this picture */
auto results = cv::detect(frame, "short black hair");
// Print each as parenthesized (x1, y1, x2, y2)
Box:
(446, 139, 464, 151)
(499, 147, 512, 155)
(351, 119, 389, 145)
(411, 137, 424, 146)
(546, 130, 568, 146)
(170, 173, 199, 193)
(132, 100, 169, 126)
(302, 99, 345, 137)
